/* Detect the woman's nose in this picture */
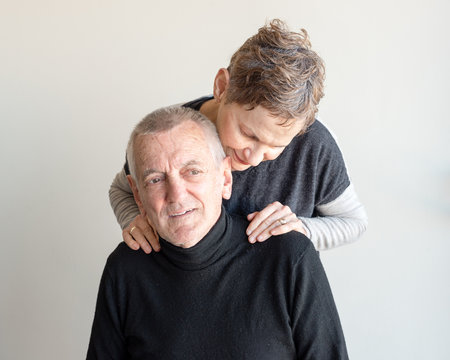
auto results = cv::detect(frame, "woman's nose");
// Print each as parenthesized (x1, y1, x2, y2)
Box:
(243, 145, 266, 166)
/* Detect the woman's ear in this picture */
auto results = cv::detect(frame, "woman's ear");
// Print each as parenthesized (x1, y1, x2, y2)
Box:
(213, 68, 230, 103)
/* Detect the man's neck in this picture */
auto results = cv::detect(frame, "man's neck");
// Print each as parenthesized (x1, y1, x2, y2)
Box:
(157, 208, 229, 270)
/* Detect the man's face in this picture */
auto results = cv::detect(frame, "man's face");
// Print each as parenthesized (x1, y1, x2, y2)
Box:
(129, 121, 232, 248)
(215, 102, 305, 171)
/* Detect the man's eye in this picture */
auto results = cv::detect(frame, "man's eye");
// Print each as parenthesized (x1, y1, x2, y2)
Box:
(189, 169, 200, 175)
(148, 178, 161, 184)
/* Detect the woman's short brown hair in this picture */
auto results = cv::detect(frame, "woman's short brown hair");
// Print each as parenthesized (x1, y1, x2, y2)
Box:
(226, 19, 325, 131)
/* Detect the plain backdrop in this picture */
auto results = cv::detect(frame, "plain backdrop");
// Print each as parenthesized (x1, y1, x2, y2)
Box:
(1, 0, 449, 359)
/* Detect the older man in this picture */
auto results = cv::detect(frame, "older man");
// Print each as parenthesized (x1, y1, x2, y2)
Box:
(87, 106, 348, 359)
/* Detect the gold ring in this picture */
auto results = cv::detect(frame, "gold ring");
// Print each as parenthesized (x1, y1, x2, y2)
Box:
(130, 226, 136, 235)
(279, 218, 287, 225)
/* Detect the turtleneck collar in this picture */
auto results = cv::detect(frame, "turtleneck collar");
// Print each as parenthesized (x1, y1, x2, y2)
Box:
(158, 207, 231, 271)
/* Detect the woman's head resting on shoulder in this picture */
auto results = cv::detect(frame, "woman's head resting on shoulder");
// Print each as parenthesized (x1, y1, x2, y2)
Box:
(205, 19, 325, 171)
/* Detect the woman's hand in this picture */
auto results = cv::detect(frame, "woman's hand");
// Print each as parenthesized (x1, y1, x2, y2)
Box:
(246, 202, 308, 243)
(123, 214, 160, 253)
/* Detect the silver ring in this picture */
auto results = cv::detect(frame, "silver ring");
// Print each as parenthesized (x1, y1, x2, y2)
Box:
(279, 218, 287, 225)
(130, 226, 136, 235)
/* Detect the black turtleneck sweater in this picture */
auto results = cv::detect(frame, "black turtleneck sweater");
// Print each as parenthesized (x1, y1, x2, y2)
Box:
(87, 210, 348, 359)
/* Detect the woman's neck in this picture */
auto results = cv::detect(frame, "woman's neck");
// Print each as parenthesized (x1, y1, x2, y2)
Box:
(199, 98, 219, 125)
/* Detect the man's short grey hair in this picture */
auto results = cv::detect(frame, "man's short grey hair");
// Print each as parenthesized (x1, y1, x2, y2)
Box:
(127, 106, 226, 182)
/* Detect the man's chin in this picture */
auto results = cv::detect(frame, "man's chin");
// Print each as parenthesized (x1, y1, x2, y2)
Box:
(166, 226, 206, 248)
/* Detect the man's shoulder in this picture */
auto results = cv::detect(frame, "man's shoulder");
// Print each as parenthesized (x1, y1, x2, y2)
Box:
(105, 242, 154, 271)
(109, 241, 137, 258)
(266, 231, 314, 262)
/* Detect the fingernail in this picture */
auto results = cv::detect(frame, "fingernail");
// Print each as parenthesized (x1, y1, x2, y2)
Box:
(249, 236, 255, 243)
(246, 229, 252, 235)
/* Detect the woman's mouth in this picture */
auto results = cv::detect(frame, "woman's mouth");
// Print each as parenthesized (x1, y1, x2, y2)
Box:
(233, 150, 250, 166)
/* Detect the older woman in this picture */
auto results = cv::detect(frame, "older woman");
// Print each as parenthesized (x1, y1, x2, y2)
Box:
(109, 19, 368, 253)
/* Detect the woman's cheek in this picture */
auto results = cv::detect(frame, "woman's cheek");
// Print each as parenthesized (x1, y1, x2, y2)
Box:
(266, 148, 285, 161)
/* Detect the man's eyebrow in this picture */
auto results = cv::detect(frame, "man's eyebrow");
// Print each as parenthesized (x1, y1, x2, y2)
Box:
(142, 168, 160, 178)
(183, 160, 202, 167)
(141, 160, 204, 178)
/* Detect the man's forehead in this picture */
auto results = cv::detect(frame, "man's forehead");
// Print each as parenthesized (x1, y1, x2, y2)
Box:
(136, 126, 213, 170)
(139, 122, 206, 146)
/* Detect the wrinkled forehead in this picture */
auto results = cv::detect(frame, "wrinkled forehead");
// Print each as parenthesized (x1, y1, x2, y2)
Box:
(134, 123, 214, 171)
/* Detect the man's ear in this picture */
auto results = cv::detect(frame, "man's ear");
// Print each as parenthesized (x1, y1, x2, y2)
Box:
(213, 68, 230, 103)
(221, 156, 233, 200)
(126, 175, 146, 215)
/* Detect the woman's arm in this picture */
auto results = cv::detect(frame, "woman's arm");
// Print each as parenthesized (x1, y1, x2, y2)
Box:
(109, 168, 139, 229)
(245, 183, 367, 251)
(299, 183, 368, 251)
(109, 168, 160, 253)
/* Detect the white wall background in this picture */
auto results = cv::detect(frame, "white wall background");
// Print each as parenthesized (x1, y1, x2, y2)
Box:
(1, 0, 449, 359)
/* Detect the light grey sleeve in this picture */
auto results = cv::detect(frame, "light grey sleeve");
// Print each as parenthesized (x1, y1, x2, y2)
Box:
(109, 168, 140, 229)
(299, 183, 368, 251)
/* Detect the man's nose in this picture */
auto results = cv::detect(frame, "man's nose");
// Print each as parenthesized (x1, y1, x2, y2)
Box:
(243, 145, 266, 166)
(166, 178, 185, 202)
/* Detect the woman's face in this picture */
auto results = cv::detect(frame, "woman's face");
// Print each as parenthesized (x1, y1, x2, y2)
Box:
(214, 102, 305, 171)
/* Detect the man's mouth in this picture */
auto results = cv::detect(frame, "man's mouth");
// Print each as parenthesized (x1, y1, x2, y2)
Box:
(169, 209, 195, 218)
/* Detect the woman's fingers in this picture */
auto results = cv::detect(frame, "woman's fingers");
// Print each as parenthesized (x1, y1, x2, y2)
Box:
(143, 221, 161, 252)
(269, 215, 306, 237)
(247, 212, 257, 221)
(246, 202, 283, 234)
(123, 228, 140, 250)
(246, 202, 292, 242)
(254, 213, 299, 242)
(132, 226, 153, 254)
(122, 214, 160, 253)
